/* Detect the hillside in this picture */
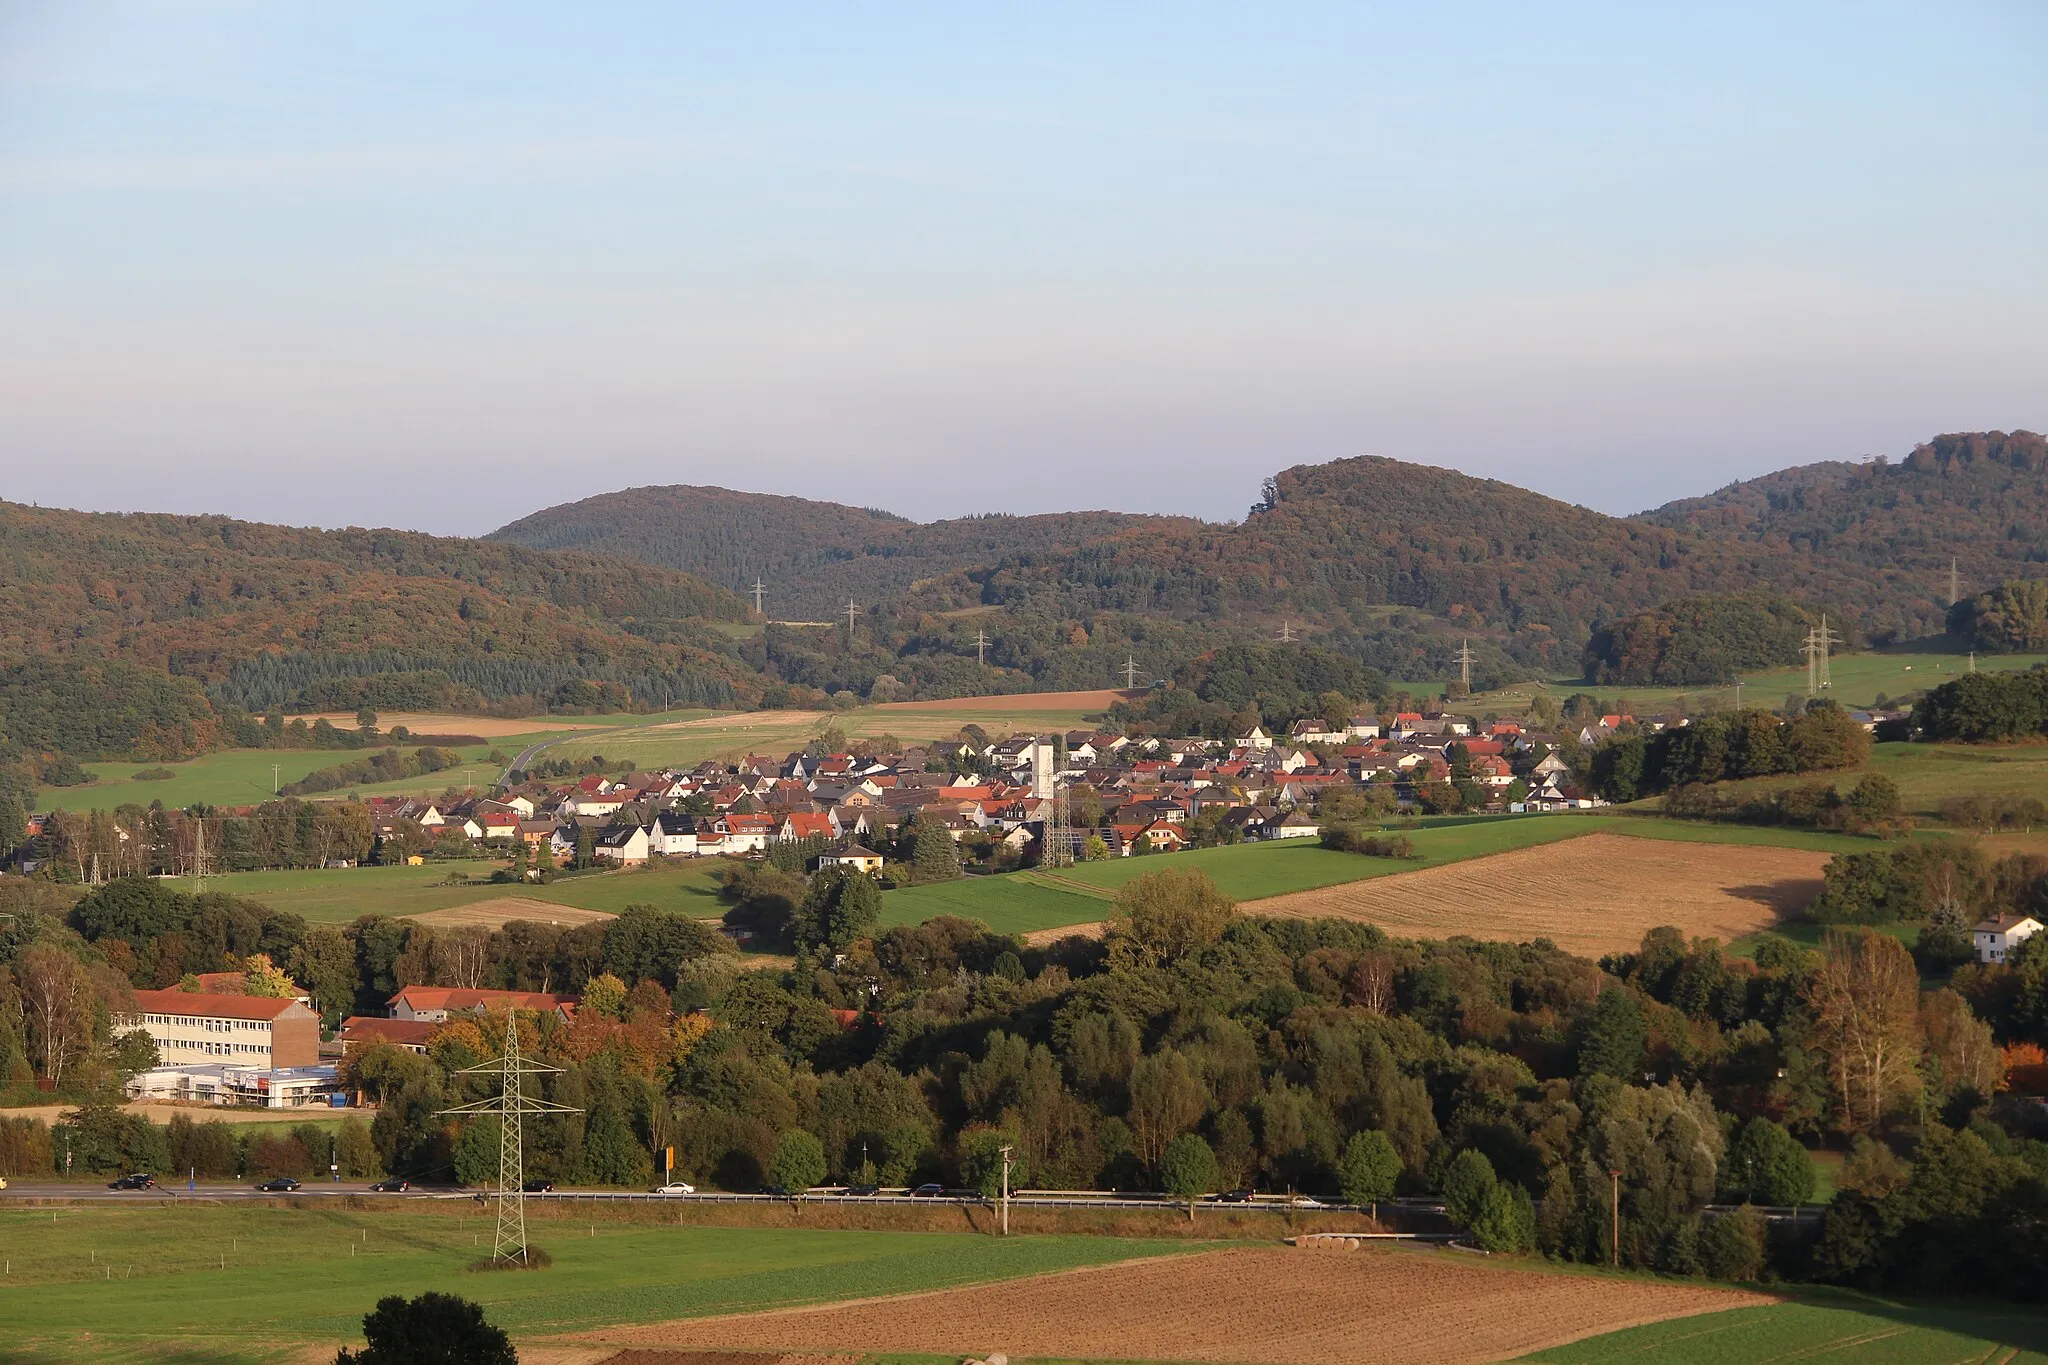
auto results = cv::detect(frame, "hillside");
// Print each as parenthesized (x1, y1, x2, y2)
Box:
(1638, 430, 2048, 625)
(487, 485, 1197, 621)
(0, 502, 763, 712)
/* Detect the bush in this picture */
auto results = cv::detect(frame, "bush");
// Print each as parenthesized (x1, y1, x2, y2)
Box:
(1470, 1182, 1537, 1253)
(768, 1129, 827, 1195)
(131, 768, 177, 781)
(334, 1291, 516, 1364)
(1699, 1206, 1768, 1281)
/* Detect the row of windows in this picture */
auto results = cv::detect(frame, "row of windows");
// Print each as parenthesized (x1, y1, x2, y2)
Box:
(143, 1014, 267, 1032)
(166, 1039, 265, 1056)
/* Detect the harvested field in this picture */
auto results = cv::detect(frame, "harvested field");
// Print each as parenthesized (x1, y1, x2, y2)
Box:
(877, 688, 1143, 711)
(572, 1244, 1771, 1365)
(1250, 832, 1828, 958)
(409, 898, 616, 931)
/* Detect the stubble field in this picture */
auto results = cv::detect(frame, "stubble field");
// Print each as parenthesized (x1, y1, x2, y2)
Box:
(574, 1243, 1771, 1365)
(1249, 833, 1830, 958)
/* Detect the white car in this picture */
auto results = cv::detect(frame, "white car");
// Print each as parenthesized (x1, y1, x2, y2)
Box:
(651, 1182, 696, 1195)
(1288, 1195, 1327, 1209)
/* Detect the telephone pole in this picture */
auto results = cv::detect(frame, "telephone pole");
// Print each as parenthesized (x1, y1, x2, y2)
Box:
(1122, 655, 1139, 689)
(975, 629, 989, 666)
(1453, 638, 1476, 693)
(999, 1145, 1014, 1236)
(752, 578, 766, 616)
(271, 764, 281, 795)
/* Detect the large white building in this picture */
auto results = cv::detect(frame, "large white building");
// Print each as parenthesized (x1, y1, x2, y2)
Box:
(119, 990, 321, 1069)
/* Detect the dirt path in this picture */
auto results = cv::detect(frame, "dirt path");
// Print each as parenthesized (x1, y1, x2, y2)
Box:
(565, 1244, 1771, 1365)
(1249, 833, 1826, 957)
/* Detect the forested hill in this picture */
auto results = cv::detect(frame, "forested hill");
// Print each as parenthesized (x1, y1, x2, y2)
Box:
(0, 502, 763, 707)
(487, 484, 1198, 622)
(1638, 430, 2048, 607)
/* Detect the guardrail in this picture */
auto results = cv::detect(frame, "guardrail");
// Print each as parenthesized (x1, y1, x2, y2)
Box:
(443, 1188, 1447, 1217)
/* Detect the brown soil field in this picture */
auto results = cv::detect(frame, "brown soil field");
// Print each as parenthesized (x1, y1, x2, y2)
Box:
(285, 712, 618, 736)
(409, 899, 616, 931)
(876, 688, 1144, 712)
(1251, 833, 1828, 958)
(569, 1244, 1770, 1365)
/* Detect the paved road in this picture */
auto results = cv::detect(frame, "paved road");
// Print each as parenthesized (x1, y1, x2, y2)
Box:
(0, 1180, 454, 1201)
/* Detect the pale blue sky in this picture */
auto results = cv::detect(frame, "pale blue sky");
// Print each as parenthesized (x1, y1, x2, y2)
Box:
(2, 2, 2043, 531)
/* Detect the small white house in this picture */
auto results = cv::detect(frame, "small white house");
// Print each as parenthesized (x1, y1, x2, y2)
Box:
(819, 845, 885, 874)
(592, 824, 651, 865)
(648, 810, 700, 857)
(1973, 913, 2043, 965)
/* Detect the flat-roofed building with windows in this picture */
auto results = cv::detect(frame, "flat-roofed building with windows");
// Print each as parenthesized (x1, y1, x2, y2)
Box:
(120, 989, 321, 1069)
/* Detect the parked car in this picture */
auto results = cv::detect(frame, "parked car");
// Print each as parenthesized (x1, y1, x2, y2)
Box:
(845, 1183, 880, 1197)
(651, 1182, 695, 1195)
(521, 1179, 554, 1193)
(1209, 1189, 1255, 1203)
(909, 1183, 948, 1198)
(367, 1179, 410, 1193)
(256, 1177, 302, 1193)
(108, 1173, 156, 1191)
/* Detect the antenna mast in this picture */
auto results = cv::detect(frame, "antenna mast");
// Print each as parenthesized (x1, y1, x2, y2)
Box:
(438, 1012, 580, 1267)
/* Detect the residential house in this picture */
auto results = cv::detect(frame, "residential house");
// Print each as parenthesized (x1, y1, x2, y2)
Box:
(592, 823, 650, 865)
(1974, 913, 2044, 965)
(387, 986, 578, 1023)
(819, 845, 885, 874)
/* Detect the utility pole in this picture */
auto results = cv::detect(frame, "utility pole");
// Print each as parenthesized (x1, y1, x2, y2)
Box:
(191, 815, 207, 892)
(844, 599, 859, 641)
(1969, 651, 1976, 674)
(1277, 621, 1295, 644)
(1949, 557, 1960, 608)
(752, 578, 766, 617)
(975, 629, 989, 667)
(1453, 638, 1476, 693)
(999, 1145, 1014, 1236)
(1122, 655, 1139, 689)
(271, 764, 281, 795)
(438, 1012, 581, 1267)
(1734, 679, 1744, 711)
(1608, 1169, 1621, 1268)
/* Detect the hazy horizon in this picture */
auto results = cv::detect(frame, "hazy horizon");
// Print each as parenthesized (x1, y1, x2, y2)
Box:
(3, 4, 2043, 535)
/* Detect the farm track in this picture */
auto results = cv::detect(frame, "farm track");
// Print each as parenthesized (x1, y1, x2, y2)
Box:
(569, 1243, 1772, 1365)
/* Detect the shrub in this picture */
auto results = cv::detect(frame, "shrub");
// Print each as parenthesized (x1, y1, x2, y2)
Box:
(1470, 1181, 1537, 1253)
(131, 768, 177, 781)
(768, 1128, 827, 1194)
(1699, 1206, 1768, 1281)
(334, 1291, 515, 1364)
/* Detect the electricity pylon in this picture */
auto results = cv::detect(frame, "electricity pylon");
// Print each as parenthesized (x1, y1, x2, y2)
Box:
(752, 578, 766, 616)
(844, 599, 860, 640)
(975, 629, 990, 666)
(439, 1012, 580, 1266)
(1453, 639, 1477, 693)
(1803, 616, 1841, 695)
(1122, 655, 1139, 688)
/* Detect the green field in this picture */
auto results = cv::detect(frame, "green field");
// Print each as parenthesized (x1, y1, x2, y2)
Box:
(155, 860, 730, 924)
(1645, 741, 2048, 819)
(1520, 1293, 2048, 1363)
(1468, 648, 2047, 719)
(883, 874, 1109, 935)
(0, 1204, 1199, 1363)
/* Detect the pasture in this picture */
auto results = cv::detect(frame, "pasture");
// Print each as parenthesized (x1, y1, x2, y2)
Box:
(0, 1203, 1193, 1364)
(155, 860, 729, 924)
(1651, 741, 2048, 819)
(1522, 1292, 2048, 1364)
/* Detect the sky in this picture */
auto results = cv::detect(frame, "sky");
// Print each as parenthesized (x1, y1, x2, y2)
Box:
(1, 3, 2043, 534)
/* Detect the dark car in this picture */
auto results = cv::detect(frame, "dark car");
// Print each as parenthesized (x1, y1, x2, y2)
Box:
(368, 1179, 410, 1193)
(845, 1183, 881, 1197)
(1209, 1189, 1255, 1203)
(909, 1183, 948, 1198)
(255, 1177, 302, 1193)
(108, 1173, 156, 1191)
(522, 1179, 554, 1193)
(757, 1184, 792, 1197)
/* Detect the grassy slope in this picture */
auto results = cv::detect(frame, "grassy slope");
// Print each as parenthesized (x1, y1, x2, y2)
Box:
(1520, 1293, 2048, 1363)
(0, 1205, 1197, 1363)
(1627, 742, 2048, 819)
(157, 861, 729, 924)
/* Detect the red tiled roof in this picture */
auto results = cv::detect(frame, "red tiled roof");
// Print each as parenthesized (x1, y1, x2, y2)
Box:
(338, 1016, 438, 1048)
(129, 989, 306, 1021)
(387, 986, 577, 1012)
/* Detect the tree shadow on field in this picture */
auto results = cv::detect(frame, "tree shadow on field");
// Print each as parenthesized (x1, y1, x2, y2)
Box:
(1728, 877, 1825, 914)
(1785, 1287, 2048, 1354)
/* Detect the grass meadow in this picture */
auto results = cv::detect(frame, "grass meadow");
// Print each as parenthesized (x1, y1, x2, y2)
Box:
(1635, 741, 2048, 818)
(1520, 1293, 2048, 1364)
(0, 1203, 1196, 1363)
(151, 860, 730, 924)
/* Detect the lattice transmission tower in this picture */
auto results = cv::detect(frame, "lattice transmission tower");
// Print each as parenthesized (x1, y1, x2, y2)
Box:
(1453, 638, 1477, 693)
(439, 1012, 580, 1266)
(1802, 616, 1841, 696)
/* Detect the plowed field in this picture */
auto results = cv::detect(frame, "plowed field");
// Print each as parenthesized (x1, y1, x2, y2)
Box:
(1249, 833, 1827, 957)
(572, 1245, 1769, 1365)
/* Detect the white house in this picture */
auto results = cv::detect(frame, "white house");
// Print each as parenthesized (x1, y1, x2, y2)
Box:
(592, 824, 650, 865)
(1973, 913, 2043, 965)
(648, 810, 700, 857)
(819, 845, 885, 874)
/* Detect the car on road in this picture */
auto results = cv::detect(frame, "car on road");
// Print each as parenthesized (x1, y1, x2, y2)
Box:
(368, 1179, 410, 1193)
(909, 1183, 948, 1198)
(844, 1183, 880, 1197)
(1288, 1195, 1326, 1209)
(255, 1177, 302, 1193)
(108, 1173, 156, 1191)
(651, 1182, 695, 1195)
(1208, 1189, 1255, 1203)
(521, 1179, 554, 1193)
